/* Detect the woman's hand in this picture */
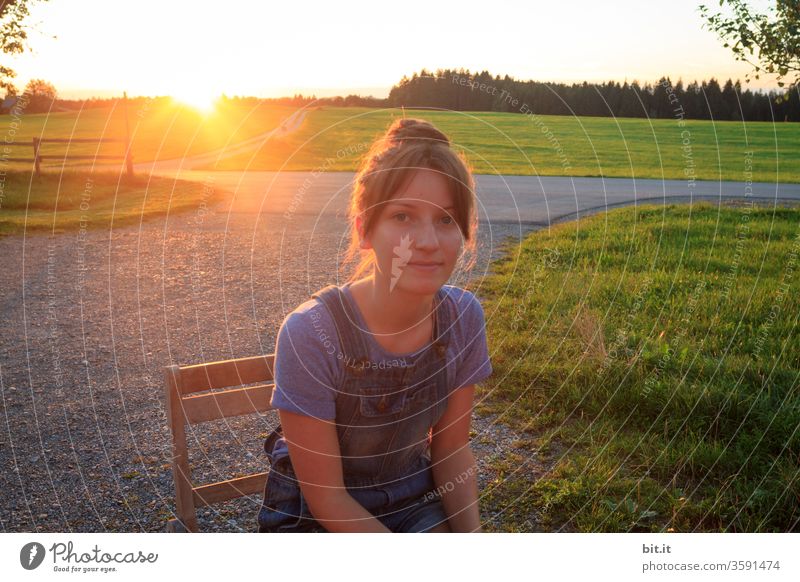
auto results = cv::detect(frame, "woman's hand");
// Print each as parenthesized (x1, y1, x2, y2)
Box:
(430, 384, 483, 533)
(278, 409, 391, 532)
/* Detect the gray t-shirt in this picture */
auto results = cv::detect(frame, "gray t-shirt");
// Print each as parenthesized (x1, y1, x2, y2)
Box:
(269, 283, 493, 422)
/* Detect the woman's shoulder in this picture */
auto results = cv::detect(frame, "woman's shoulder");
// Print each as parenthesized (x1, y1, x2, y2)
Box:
(440, 285, 486, 319)
(278, 293, 338, 345)
(276, 291, 345, 366)
(439, 285, 488, 348)
(274, 293, 345, 391)
(272, 294, 342, 420)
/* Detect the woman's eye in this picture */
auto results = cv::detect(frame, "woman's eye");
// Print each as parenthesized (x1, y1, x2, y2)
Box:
(393, 213, 409, 222)
(441, 215, 454, 225)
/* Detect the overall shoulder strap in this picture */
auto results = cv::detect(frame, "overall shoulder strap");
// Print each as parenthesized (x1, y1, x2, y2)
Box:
(310, 284, 370, 369)
(432, 287, 454, 358)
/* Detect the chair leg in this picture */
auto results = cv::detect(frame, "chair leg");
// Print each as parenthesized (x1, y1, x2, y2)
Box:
(165, 518, 188, 533)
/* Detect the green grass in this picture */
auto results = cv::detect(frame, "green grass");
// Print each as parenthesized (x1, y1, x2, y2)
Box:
(474, 202, 800, 532)
(2, 104, 796, 181)
(0, 169, 223, 236)
(202, 106, 799, 182)
(0, 99, 294, 167)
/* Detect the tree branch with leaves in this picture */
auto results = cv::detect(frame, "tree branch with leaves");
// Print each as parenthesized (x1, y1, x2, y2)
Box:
(699, 0, 799, 103)
(0, 0, 49, 94)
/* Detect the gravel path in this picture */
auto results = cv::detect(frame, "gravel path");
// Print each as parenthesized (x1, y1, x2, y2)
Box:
(0, 196, 547, 532)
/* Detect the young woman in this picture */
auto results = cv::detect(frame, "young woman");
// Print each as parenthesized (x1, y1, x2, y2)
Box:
(257, 117, 492, 533)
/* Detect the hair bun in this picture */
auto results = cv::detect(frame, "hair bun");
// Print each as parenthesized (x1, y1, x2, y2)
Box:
(387, 118, 450, 147)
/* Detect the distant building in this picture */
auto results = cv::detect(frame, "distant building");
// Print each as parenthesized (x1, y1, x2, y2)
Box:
(1, 95, 19, 113)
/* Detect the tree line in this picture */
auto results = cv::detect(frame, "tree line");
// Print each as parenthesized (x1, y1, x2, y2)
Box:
(6, 69, 798, 122)
(387, 68, 799, 122)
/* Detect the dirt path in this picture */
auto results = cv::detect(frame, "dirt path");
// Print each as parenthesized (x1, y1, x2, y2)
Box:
(134, 108, 308, 174)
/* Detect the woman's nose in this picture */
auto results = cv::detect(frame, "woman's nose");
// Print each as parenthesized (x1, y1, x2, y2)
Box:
(412, 220, 440, 249)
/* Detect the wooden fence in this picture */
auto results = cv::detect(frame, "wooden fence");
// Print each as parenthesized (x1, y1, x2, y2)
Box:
(5, 137, 134, 176)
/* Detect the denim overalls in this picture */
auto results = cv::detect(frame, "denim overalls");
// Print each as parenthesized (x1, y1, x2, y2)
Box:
(257, 283, 453, 532)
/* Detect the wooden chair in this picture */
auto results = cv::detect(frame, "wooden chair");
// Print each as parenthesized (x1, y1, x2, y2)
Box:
(163, 354, 276, 532)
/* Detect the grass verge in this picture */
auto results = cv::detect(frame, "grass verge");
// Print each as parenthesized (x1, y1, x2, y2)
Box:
(0, 169, 223, 236)
(475, 202, 799, 531)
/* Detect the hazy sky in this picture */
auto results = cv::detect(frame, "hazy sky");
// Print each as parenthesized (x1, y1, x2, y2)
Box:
(7, 0, 782, 100)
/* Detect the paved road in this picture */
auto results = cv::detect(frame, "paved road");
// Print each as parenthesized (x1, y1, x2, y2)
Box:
(148, 169, 800, 225)
(133, 109, 309, 174)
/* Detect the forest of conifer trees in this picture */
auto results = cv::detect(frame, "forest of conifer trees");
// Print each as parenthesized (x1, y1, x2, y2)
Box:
(45, 68, 799, 122)
(387, 68, 799, 122)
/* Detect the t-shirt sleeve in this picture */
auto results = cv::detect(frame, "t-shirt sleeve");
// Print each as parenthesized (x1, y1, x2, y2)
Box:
(453, 291, 493, 389)
(269, 305, 339, 420)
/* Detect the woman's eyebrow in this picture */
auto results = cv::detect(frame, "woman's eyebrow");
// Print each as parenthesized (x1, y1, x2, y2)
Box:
(388, 201, 455, 210)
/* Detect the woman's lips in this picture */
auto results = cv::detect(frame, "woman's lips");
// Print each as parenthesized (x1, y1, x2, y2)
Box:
(408, 262, 442, 272)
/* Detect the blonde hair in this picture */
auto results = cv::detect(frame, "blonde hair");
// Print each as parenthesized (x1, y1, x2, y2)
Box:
(341, 117, 478, 283)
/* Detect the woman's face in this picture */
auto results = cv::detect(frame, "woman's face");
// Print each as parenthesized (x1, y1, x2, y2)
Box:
(360, 168, 463, 296)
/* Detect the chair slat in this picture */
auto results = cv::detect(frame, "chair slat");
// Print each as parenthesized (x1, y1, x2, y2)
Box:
(192, 472, 269, 507)
(164, 354, 280, 532)
(182, 384, 274, 424)
(179, 354, 275, 394)
(164, 365, 201, 532)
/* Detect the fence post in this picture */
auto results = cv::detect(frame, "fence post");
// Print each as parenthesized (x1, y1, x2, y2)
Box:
(32, 137, 41, 176)
(123, 91, 134, 177)
(125, 148, 134, 177)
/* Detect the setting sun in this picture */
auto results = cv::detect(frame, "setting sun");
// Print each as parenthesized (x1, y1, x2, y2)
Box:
(171, 90, 220, 114)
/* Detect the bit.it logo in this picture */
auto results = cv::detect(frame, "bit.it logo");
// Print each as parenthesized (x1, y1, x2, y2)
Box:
(20, 542, 46, 570)
(390, 233, 413, 292)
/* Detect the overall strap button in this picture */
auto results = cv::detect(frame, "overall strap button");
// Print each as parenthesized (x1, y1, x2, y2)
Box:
(347, 358, 368, 375)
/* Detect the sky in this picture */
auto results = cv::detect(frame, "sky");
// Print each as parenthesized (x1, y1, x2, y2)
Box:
(5, 0, 784, 101)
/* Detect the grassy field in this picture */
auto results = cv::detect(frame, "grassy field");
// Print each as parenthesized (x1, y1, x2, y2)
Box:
(474, 202, 799, 532)
(0, 169, 223, 236)
(1, 103, 797, 182)
(201, 106, 800, 183)
(0, 99, 294, 169)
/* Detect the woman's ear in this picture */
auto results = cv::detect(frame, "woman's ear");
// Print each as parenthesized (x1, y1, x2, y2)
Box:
(356, 214, 372, 250)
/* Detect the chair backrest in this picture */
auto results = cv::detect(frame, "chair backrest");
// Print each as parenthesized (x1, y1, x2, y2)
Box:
(163, 354, 276, 532)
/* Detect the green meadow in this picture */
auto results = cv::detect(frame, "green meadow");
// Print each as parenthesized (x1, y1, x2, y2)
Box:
(200, 106, 799, 183)
(474, 202, 800, 532)
(1, 103, 797, 182)
(0, 99, 295, 168)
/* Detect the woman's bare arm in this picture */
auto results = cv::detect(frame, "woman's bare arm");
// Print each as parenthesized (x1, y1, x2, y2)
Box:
(430, 384, 483, 532)
(278, 409, 391, 532)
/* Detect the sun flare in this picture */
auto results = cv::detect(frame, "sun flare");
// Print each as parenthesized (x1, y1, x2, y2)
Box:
(171, 90, 220, 114)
